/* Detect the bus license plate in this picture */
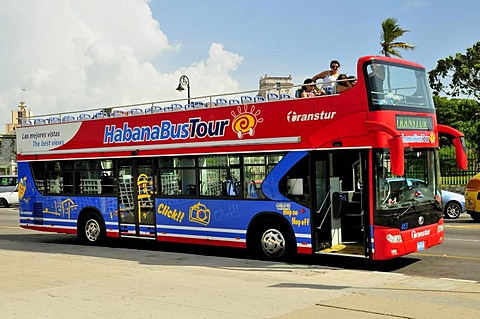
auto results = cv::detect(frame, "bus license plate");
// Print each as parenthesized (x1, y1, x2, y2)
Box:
(417, 241, 425, 251)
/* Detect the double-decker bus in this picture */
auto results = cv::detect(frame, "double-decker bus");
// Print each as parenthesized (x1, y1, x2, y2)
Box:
(16, 56, 467, 261)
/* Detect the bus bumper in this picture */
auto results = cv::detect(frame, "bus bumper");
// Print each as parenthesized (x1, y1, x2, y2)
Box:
(372, 220, 444, 260)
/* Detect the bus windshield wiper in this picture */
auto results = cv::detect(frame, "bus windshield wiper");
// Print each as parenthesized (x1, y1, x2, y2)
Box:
(395, 202, 416, 219)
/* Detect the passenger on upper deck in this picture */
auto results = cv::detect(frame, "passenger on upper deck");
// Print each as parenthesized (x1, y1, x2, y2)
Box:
(336, 74, 357, 93)
(312, 60, 341, 94)
(300, 78, 324, 98)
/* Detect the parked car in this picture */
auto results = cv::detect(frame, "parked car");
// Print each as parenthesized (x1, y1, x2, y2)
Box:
(0, 175, 17, 193)
(0, 185, 18, 208)
(386, 178, 465, 219)
(442, 190, 466, 219)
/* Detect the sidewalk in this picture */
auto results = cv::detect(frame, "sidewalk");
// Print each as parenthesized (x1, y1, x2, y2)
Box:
(274, 270, 480, 318)
(0, 235, 479, 318)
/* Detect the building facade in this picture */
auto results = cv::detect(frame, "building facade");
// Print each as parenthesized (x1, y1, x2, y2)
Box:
(258, 75, 294, 98)
(0, 101, 31, 175)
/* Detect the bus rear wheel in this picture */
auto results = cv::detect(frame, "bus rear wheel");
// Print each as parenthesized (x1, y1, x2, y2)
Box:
(78, 214, 104, 245)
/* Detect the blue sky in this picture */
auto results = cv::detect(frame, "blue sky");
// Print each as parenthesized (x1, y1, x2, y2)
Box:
(0, 0, 478, 132)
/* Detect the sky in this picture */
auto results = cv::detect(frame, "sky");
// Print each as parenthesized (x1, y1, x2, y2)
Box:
(0, 0, 478, 133)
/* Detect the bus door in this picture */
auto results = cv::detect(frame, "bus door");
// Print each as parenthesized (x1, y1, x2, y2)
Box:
(313, 150, 369, 256)
(118, 158, 156, 239)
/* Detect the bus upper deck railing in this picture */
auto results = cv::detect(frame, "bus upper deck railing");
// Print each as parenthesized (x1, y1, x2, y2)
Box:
(19, 79, 354, 126)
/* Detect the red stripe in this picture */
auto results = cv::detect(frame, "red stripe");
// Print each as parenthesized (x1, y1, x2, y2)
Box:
(21, 225, 76, 234)
(157, 235, 247, 248)
(296, 246, 312, 254)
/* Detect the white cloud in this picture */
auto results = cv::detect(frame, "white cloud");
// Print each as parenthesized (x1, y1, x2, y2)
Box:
(0, 0, 243, 132)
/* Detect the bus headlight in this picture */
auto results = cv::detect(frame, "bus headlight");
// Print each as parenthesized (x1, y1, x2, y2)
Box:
(386, 234, 402, 243)
(437, 224, 444, 232)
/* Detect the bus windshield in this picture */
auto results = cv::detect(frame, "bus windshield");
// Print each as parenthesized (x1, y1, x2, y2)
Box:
(375, 149, 440, 214)
(366, 61, 434, 110)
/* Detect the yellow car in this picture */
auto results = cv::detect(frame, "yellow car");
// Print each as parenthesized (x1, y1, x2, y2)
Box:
(465, 173, 480, 222)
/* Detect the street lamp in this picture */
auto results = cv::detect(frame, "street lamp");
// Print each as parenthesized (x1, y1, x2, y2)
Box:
(176, 75, 190, 105)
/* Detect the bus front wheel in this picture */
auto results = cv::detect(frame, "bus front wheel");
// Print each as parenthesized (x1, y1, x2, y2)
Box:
(78, 214, 104, 245)
(250, 221, 294, 261)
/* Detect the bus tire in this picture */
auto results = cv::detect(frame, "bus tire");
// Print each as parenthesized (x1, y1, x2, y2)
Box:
(250, 219, 294, 261)
(78, 213, 105, 245)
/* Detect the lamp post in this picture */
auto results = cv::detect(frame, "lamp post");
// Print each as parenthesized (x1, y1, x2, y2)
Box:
(176, 75, 190, 105)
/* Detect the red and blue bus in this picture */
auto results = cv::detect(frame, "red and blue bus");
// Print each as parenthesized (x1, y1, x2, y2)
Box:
(16, 56, 467, 260)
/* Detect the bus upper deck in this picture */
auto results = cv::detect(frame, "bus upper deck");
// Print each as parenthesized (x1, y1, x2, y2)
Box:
(17, 56, 466, 176)
(19, 56, 434, 126)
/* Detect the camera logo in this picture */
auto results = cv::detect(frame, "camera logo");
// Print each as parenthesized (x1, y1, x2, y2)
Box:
(189, 202, 211, 226)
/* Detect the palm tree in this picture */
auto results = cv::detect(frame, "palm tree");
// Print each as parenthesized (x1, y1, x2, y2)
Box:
(380, 18, 415, 58)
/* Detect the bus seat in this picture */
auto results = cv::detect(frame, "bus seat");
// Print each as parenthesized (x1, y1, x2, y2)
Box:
(229, 99, 240, 105)
(170, 103, 183, 111)
(193, 101, 205, 108)
(111, 110, 126, 117)
(267, 93, 279, 101)
(93, 112, 108, 119)
(22, 119, 33, 126)
(34, 119, 47, 125)
(49, 117, 61, 123)
(77, 114, 91, 121)
(184, 103, 194, 110)
(130, 108, 143, 115)
(280, 93, 291, 99)
(163, 105, 173, 112)
(241, 96, 253, 104)
(216, 98, 228, 106)
(254, 96, 265, 102)
(205, 101, 217, 107)
(151, 105, 164, 113)
(61, 115, 76, 122)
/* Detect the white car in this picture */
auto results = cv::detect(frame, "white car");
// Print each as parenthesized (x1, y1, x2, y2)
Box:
(0, 186, 18, 208)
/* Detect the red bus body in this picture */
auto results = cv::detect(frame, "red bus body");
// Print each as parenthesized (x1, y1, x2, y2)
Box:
(16, 56, 465, 260)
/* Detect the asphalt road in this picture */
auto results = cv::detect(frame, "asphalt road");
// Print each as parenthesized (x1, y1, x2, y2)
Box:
(1, 207, 480, 318)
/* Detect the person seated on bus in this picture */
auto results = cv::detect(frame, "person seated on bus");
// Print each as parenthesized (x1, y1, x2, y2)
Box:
(224, 175, 241, 196)
(336, 74, 357, 93)
(300, 78, 324, 98)
(312, 60, 341, 94)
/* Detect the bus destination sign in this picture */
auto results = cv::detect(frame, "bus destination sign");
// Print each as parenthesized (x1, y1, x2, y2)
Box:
(395, 115, 432, 131)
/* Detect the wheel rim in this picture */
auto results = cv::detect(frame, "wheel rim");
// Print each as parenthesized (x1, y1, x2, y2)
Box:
(260, 228, 286, 258)
(85, 218, 101, 242)
(446, 203, 461, 219)
(0, 199, 6, 208)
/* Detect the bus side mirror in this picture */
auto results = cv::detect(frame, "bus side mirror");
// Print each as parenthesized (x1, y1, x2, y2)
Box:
(453, 137, 467, 170)
(437, 124, 468, 170)
(388, 136, 404, 177)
